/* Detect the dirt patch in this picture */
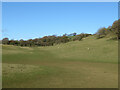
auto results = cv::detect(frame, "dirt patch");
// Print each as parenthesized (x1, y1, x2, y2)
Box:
(2, 63, 41, 74)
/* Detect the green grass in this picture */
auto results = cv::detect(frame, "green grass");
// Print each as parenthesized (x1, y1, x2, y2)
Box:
(2, 36, 118, 88)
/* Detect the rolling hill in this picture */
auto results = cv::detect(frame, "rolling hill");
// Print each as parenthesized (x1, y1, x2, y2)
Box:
(2, 36, 118, 88)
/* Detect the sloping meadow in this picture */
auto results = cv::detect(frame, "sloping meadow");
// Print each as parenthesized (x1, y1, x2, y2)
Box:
(2, 36, 118, 88)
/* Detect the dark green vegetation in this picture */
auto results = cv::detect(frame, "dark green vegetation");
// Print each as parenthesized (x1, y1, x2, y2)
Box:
(2, 33, 91, 46)
(2, 36, 118, 88)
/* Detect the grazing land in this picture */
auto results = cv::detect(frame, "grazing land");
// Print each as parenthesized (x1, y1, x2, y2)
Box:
(2, 36, 118, 88)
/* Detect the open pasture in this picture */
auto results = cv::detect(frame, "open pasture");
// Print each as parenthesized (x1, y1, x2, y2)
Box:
(2, 36, 118, 88)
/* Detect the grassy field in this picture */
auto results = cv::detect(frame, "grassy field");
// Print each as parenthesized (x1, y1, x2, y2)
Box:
(2, 36, 118, 88)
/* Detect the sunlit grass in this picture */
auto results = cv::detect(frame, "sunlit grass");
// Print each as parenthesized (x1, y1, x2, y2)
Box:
(2, 36, 118, 88)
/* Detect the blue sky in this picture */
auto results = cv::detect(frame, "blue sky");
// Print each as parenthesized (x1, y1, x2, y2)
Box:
(2, 2, 118, 40)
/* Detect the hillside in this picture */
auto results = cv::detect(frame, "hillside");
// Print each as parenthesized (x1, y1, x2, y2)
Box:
(3, 36, 118, 64)
(2, 36, 118, 88)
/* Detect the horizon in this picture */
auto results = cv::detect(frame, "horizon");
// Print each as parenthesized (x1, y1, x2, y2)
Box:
(2, 2, 118, 40)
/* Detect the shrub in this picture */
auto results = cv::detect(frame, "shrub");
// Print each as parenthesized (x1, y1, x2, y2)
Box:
(73, 33, 91, 41)
(96, 19, 120, 40)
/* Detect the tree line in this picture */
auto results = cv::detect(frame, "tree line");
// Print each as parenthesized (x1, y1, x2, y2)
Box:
(2, 33, 91, 47)
(1, 19, 120, 47)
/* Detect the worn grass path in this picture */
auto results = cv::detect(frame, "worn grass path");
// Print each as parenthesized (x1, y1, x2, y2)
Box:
(2, 36, 118, 88)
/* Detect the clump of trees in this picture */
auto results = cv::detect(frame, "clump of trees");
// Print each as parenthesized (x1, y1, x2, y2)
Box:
(2, 33, 91, 47)
(96, 19, 120, 40)
(73, 33, 91, 41)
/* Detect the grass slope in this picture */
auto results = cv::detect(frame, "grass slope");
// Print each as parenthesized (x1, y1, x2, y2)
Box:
(2, 36, 118, 88)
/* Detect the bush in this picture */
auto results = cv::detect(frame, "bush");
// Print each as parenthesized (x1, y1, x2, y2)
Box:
(96, 19, 120, 40)
(73, 33, 91, 41)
